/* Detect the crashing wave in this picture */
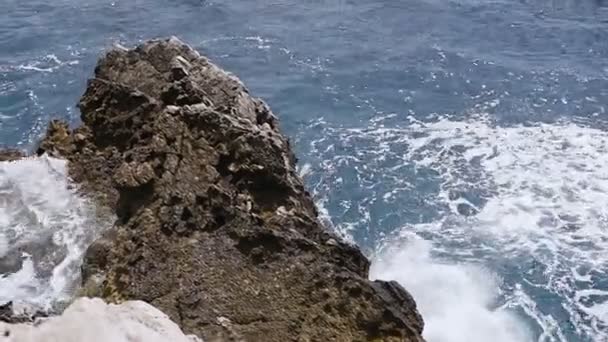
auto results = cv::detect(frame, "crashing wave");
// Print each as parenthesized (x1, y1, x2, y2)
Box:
(0, 155, 109, 311)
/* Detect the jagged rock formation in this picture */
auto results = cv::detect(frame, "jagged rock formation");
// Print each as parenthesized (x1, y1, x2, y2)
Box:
(33, 37, 424, 341)
(0, 297, 201, 342)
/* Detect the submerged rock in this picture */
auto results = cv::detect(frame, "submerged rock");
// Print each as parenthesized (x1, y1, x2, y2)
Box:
(0, 297, 201, 342)
(33, 37, 424, 341)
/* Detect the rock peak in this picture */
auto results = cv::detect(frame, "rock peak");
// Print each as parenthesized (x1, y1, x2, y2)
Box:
(34, 37, 425, 341)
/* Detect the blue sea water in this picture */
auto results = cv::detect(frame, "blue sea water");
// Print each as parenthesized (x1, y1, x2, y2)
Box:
(1, 1, 608, 341)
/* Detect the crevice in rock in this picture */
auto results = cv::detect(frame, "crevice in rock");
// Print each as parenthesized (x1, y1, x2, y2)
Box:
(115, 182, 155, 224)
(234, 231, 284, 265)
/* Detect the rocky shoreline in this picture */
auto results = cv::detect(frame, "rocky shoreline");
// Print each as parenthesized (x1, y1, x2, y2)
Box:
(0, 37, 424, 341)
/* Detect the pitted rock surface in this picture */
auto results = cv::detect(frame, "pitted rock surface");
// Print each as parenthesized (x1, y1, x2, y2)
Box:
(35, 37, 424, 342)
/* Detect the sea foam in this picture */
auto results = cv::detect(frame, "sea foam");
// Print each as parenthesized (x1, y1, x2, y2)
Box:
(307, 113, 608, 341)
(0, 156, 108, 311)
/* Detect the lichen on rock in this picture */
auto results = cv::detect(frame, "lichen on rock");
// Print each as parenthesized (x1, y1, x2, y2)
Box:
(33, 37, 424, 341)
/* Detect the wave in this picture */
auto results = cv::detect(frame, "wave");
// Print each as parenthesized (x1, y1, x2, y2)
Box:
(306, 113, 608, 341)
(0, 156, 109, 311)
(371, 235, 531, 342)
(14, 54, 79, 74)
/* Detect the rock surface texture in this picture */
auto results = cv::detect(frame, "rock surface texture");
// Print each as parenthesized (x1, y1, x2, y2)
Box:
(0, 150, 24, 162)
(35, 37, 424, 341)
(0, 298, 201, 342)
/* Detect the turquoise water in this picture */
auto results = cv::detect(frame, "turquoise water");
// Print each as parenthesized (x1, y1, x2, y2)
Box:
(1, 1, 608, 341)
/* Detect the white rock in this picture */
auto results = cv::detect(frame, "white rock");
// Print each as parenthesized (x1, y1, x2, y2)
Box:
(0, 297, 202, 342)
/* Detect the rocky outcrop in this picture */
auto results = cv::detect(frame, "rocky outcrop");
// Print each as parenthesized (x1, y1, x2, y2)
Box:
(32, 37, 424, 341)
(0, 298, 201, 342)
(0, 150, 24, 162)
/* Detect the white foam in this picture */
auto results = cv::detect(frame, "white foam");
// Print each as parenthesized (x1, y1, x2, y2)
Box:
(370, 236, 531, 342)
(14, 54, 78, 73)
(297, 162, 312, 179)
(307, 112, 608, 341)
(0, 255, 38, 302)
(0, 156, 109, 310)
(398, 115, 608, 340)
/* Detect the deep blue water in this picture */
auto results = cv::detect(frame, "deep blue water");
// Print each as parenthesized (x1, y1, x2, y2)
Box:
(1, 1, 608, 341)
